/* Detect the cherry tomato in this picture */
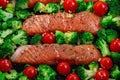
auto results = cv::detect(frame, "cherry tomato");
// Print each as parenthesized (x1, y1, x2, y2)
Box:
(100, 57, 113, 70)
(110, 38, 120, 52)
(66, 73, 80, 80)
(0, 59, 12, 72)
(57, 62, 71, 75)
(63, 0, 78, 13)
(95, 69, 109, 80)
(42, 32, 55, 44)
(24, 66, 37, 79)
(0, 0, 9, 9)
(93, 1, 108, 16)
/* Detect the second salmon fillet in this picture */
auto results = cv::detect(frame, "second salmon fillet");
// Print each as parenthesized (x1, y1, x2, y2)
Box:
(22, 11, 101, 35)
(11, 44, 102, 65)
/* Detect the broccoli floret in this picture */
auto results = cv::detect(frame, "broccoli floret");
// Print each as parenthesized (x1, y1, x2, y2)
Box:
(97, 29, 119, 43)
(76, 62, 99, 80)
(15, 9, 31, 20)
(65, 32, 78, 44)
(5, 70, 18, 80)
(110, 65, 120, 80)
(76, 0, 87, 12)
(0, 72, 6, 80)
(15, 0, 29, 10)
(0, 29, 14, 38)
(5, 3, 15, 14)
(0, 38, 4, 45)
(44, 3, 59, 13)
(86, 2, 94, 12)
(5, 18, 22, 30)
(36, 64, 56, 80)
(97, 29, 106, 40)
(18, 76, 28, 80)
(11, 30, 28, 46)
(0, 40, 15, 58)
(0, 9, 13, 21)
(78, 32, 94, 44)
(55, 31, 66, 44)
(104, 0, 120, 16)
(33, 2, 45, 13)
(30, 34, 42, 44)
(110, 52, 120, 65)
(95, 38, 111, 56)
(100, 15, 120, 30)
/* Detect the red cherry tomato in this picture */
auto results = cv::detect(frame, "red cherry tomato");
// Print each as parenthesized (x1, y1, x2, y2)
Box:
(66, 73, 80, 80)
(0, 0, 9, 9)
(63, 0, 78, 13)
(93, 1, 108, 16)
(24, 66, 37, 79)
(57, 62, 71, 75)
(95, 69, 109, 80)
(0, 59, 12, 72)
(110, 38, 120, 52)
(42, 32, 55, 44)
(100, 57, 113, 70)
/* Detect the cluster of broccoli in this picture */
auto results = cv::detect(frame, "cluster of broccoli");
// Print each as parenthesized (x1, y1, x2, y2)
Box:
(0, 2, 30, 58)
(100, 0, 120, 30)
(0, 69, 29, 80)
(33, 2, 62, 13)
(55, 31, 94, 45)
(33, 0, 94, 14)
(76, 62, 99, 80)
(76, 0, 94, 12)
(0, 64, 57, 80)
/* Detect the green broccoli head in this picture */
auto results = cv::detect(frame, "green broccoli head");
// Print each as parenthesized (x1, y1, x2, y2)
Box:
(30, 34, 42, 44)
(5, 3, 15, 14)
(65, 32, 78, 44)
(110, 65, 120, 80)
(76, 62, 99, 80)
(79, 32, 94, 44)
(15, 0, 29, 10)
(105, 0, 120, 16)
(5, 18, 22, 30)
(15, 9, 31, 20)
(97, 29, 119, 43)
(0, 40, 15, 58)
(6, 70, 18, 80)
(36, 64, 56, 80)
(18, 76, 28, 80)
(100, 15, 120, 30)
(55, 31, 66, 44)
(44, 3, 59, 13)
(33, 2, 45, 13)
(86, 2, 94, 12)
(95, 38, 111, 57)
(88, 62, 99, 72)
(76, 0, 87, 12)
(0, 29, 14, 38)
(0, 72, 6, 80)
(11, 30, 28, 46)
(0, 9, 13, 21)
(110, 52, 120, 65)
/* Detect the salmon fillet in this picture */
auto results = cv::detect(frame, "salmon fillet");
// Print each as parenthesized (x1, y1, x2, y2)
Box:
(11, 44, 102, 65)
(22, 11, 101, 35)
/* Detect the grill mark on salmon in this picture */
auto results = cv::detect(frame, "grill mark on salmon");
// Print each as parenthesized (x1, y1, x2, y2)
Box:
(22, 11, 102, 35)
(11, 44, 102, 65)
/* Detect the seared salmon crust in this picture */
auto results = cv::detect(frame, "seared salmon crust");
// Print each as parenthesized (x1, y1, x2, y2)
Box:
(11, 44, 102, 65)
(22, 11, 101, 35)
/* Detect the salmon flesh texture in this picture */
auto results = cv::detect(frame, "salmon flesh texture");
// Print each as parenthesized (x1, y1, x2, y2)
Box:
(11, 44, 102, 65)
(22, 11, 102, 35)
